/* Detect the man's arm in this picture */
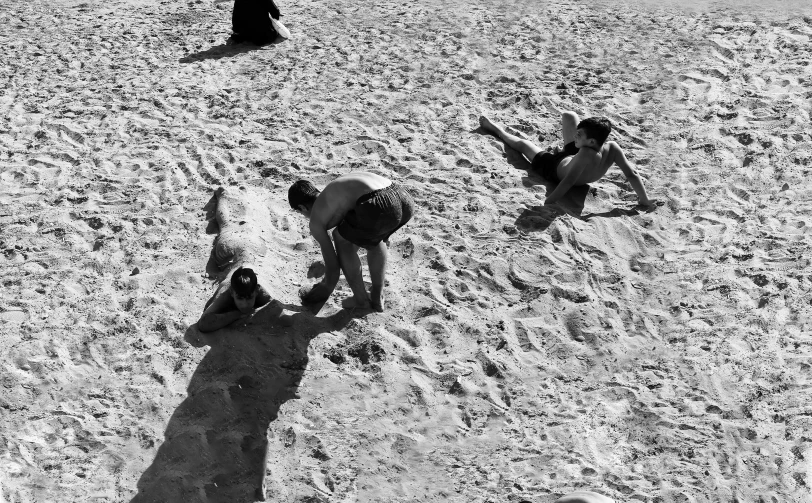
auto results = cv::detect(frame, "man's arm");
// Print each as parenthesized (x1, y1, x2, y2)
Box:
(544, 156, 587, 205)
(610, 143, 652, 205)
(310, 220, 341, 293)
(198, 288, 246, 333)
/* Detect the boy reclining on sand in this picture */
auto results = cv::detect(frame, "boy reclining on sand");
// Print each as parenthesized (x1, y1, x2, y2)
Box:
(480, 112, 653, 207)
(288, 172, 415, 312)
(198, 266, 273, 332)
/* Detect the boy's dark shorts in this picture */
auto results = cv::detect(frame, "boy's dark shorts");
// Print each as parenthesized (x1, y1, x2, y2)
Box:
(531, 141, 579, 182)
(336, 184, 414, 249)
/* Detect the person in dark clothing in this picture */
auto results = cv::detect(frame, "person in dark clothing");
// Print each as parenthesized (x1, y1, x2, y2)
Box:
(230, 0, 281, 46)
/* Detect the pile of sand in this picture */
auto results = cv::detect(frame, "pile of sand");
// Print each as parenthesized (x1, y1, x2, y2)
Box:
(1, 0, 810, 501)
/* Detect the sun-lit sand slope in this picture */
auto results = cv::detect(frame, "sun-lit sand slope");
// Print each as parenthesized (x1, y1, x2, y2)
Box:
(1, 0, 811, 501)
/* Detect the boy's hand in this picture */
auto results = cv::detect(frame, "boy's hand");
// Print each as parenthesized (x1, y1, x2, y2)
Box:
(240, 310, 256, 325)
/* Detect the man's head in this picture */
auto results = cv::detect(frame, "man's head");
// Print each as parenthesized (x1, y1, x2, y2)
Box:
(575, 117, 612, 149)
(288, 180, 320, 216)
(230, 266, 258, 313)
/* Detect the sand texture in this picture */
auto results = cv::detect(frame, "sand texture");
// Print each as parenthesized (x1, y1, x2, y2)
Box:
(1, 0, 811, 502)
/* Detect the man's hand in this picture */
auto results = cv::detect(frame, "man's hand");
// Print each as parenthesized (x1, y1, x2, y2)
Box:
(299, 281, 334, 303)
(636, 198, 662, 212)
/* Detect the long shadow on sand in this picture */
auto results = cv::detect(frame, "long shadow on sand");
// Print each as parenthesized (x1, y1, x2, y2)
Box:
(179, 37, 285, 63)
(130, 307, 353, 503)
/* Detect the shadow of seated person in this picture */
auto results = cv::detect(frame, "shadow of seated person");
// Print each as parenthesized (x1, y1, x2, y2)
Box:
(135, 306, 353, 502)
(179, 42, 263, 63)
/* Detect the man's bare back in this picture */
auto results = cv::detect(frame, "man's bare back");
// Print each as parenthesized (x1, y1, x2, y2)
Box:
(310, 172, 392, 231)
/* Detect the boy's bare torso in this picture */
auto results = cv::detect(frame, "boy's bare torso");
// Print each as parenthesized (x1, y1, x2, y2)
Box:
(557, 141, 621, 186)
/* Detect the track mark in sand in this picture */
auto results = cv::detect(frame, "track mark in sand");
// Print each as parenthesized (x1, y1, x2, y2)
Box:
(176, 161, 206, 188)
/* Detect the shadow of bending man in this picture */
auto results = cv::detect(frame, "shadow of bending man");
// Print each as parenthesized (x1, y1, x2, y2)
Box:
(130, 307, 352, 503)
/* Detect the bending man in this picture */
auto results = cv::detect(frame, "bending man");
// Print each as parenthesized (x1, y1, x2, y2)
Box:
(288, 172, 414, 312)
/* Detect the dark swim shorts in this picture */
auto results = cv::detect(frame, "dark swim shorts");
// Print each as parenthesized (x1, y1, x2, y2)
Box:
(336, 183, 415, 248)
(530, 141, 579, 182)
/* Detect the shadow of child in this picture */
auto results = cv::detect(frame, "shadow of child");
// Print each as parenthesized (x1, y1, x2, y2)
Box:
(130, 309, 353, 503)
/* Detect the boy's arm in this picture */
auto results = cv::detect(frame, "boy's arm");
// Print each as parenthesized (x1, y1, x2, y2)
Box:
(255, 285, 273, 308)
(544, 156, 587, 205)
(610, 143, 652, 205)
(198, 288, 245, 333)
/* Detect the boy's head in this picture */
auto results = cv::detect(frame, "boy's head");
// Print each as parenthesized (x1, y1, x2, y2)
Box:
(230, 266, 258, 313)
(576, 117, 612, 148)
(288, 180, 320, 216)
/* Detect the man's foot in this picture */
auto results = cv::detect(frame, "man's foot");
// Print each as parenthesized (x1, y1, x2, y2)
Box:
(341, 295, 371, 310)
(370, 289, 385, 312)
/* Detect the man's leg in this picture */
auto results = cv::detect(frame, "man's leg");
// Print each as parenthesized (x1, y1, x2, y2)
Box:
(480, 116, 543, 162)
(333, 230, 370, 307)
(561, 111, 580, 145)
(366, 241, 388, 312)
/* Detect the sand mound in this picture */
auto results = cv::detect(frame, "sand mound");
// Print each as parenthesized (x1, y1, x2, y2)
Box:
(1, 0, 810, 502)
(203, 185, 269, 273)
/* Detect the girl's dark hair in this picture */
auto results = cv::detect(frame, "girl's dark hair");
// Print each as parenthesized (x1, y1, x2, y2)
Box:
(577, 117, 612, 145)
(288, 180, 320, 210)
(231, 267, 258, 298)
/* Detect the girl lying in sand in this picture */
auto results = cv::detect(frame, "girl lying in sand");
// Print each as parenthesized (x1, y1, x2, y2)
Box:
(480, 112, 654, 208)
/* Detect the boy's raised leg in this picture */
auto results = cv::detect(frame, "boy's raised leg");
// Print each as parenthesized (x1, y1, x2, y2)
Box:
(561, 111, 580, 145)
(480, 116, 543, 162)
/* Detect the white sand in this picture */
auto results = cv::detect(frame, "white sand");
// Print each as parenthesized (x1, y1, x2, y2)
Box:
(1, 0, 811, 501)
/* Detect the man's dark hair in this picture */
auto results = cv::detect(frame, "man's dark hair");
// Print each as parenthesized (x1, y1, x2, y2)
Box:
(231, 267, 258, 298)
(577, 117, 612, 146)
(288, 180, 320, 210)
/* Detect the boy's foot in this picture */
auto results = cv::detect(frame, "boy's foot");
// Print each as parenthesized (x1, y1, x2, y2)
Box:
(479, 115, 502, 136)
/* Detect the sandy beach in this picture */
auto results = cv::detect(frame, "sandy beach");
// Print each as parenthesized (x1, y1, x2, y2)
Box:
(1, 0, 811, 501)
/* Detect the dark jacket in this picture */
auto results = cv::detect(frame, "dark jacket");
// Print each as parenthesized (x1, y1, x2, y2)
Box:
(232, 0, 281, 44)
